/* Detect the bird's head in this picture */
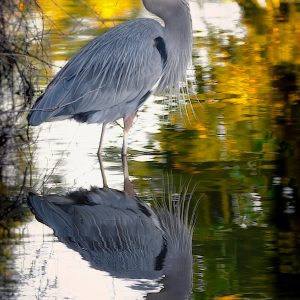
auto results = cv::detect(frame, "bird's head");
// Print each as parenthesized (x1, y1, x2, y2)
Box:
(143, 0, 189, 21)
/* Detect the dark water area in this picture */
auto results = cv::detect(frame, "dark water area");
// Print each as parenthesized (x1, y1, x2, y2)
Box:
(1, 0, 300, 299)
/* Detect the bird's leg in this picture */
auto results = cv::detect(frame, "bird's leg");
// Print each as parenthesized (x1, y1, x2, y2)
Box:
(122, 154, 135, 196)
(122, 113, 136, 156)
(97, 124, 108, 188)
(97, 123, 106, 156)
(98, 154, 108, 188)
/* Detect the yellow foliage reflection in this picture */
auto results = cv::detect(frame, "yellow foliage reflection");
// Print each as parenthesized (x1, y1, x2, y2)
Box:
(164, 1, 300, 171)
(35, 0, 141, 80)
(86, 0, 141, 20)
(37, 0, 140, 28)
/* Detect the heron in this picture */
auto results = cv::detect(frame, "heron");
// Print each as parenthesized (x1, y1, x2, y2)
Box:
(28, 184, 196, 299)
(27, 0, 192, 156)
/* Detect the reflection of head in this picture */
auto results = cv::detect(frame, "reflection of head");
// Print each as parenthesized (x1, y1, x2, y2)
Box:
(28, 186, 194, 299)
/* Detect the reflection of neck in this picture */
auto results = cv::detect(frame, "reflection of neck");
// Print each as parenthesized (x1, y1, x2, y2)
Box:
(146, 210, 193, 300)
(146, 264, 192, 300)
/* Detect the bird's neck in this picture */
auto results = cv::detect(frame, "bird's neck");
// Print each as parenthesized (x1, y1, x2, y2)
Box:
(160, 3, 193, 91)
(163, 4, 192, 47)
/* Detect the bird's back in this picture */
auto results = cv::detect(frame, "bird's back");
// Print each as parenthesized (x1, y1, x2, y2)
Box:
(28, 19, 165, 126)
(28, 188, 165, 279)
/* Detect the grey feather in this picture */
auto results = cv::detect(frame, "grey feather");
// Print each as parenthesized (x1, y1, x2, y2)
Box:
(27, 0, 192, 127)
(28, 188, 164, 279)
(28, 19, 163, 125)
(27, 186, 194, 298)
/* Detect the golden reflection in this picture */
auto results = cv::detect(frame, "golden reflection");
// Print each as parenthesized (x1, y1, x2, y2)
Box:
(215, 295, 241, 300)
(35, 0, 141, 81)
(33, 0, 300, 164)
(163, 1, 300, 170)
(37, 0, 140, 28)
(87, 0, 141, 20)
(36, 0, 70, 25)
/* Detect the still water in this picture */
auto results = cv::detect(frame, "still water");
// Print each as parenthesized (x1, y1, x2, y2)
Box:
(1, 0, 300, 299)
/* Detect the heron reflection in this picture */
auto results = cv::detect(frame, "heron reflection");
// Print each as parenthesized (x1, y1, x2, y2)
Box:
(28, 162, 195, 299)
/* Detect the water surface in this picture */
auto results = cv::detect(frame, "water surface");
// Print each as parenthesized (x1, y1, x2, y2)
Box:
(1, 0, 300, 299)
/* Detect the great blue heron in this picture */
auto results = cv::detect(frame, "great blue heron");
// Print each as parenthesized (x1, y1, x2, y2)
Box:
(28, 184, 196, 299)
(27, 0, 192, 156)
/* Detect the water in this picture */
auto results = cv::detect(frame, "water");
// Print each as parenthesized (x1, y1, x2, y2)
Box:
(1, 0, 300, 299)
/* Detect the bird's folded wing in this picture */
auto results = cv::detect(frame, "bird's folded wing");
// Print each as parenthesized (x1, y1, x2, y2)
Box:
(29, 19, 165, 125)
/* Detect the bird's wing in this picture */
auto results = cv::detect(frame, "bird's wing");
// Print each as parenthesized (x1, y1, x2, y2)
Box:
(28, 191, 165, 279)
(28, 19, 165, 125)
